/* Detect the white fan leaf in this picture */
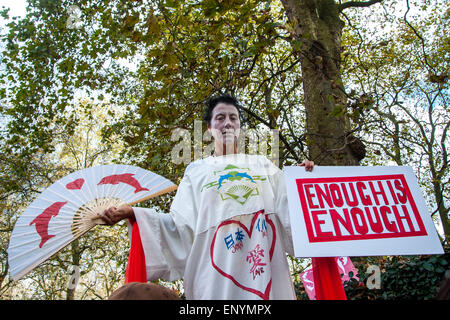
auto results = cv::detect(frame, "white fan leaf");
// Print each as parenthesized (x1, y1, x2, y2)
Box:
(8, 165, 177, 281)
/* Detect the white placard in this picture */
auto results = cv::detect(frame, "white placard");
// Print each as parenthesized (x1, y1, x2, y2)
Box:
(283, 166, 444, 257)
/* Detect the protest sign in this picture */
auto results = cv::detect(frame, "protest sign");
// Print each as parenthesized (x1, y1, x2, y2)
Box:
(283, 166, 444, 257)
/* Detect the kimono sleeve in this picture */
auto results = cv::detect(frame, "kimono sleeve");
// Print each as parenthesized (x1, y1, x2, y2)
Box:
(131, 175, 196, 282)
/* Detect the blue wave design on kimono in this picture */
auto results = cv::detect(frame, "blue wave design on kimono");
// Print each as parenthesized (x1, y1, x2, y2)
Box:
(218, 172, 256, 189)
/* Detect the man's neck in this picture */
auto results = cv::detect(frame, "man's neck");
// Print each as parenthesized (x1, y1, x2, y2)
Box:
(214, 141, 237, 156)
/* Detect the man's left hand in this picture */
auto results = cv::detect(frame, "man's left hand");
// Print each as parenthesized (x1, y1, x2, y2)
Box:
(297, 160, 314, 172)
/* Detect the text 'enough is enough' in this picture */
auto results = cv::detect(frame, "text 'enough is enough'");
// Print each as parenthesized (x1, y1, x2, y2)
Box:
(297, 176, 427, 242)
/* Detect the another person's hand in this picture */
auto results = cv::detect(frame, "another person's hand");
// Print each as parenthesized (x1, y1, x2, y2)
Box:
(100, 205, 135, 226)
(297, 160, 314, 172)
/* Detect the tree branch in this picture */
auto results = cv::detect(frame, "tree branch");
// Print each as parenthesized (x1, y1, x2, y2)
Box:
(403, 0, 435, 73)
(238, 104, 301, 163)
(339, 0, 382, 12)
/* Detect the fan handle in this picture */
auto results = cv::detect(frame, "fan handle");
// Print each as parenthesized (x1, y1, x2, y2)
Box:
(127, 185, 178, 206)
(90, 184, 178, 224)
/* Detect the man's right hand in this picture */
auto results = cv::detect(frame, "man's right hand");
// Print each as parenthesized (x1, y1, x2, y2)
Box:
(100, 205, 135, 226)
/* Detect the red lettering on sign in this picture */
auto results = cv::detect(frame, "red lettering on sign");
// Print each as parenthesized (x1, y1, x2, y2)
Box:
(364, 207, 384, 233)
(369, 181, 389, 206)
(315, 184, 333, 209)
(330, 208, 354, 237)
(350, 207, 369, 235)
(380, 205, 398, 233)
(392, 205, 416, 233)
(296, 175, 427, 243)
(304, 184, 319, 209)
(356, 182, 372, 206)
(341, 182, 359, 207)
(330, 184, 344, 207)
(394, 179, 407, 204)
(386, 180, 399, 205)
(311, 210, 334, 237)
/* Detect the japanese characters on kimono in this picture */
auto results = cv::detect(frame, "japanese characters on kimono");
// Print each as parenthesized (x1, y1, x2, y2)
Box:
(130, 154, 296, 300)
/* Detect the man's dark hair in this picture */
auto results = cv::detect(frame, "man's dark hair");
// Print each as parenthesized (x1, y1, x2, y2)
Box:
(203, 93, 242, 126)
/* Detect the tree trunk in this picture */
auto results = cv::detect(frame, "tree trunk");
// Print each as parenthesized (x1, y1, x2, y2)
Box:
(280, 0, 365, 165)
(67, 240, 81, 300)
(0, 264, 8, 292)
(433, 181, 450, 242)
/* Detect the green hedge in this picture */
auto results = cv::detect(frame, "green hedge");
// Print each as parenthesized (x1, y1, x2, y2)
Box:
(295, 245, 449, 300)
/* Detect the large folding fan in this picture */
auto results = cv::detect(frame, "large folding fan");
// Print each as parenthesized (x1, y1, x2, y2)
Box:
(7, 164, 177, 281)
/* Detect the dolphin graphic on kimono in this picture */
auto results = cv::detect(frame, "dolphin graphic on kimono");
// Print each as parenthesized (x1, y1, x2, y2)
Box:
(97, 173, 150, 193)
(217, 172, 256, 189)
(235, 172, 256, 183)
(218, 174, 233, 189)
(29, 201, 67, 248)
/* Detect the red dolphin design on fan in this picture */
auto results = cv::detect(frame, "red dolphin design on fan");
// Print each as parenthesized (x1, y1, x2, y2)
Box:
(29, 201, 67, 248)
(66, 178, 85, 190)
(97, 173, 150, 193)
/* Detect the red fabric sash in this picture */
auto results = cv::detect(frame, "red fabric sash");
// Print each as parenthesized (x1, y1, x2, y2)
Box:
(312, 257, 347, 300)
(124, 220, 147, 283)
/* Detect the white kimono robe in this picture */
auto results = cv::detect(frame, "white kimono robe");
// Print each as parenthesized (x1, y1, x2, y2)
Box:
(131, 154, 296, 300)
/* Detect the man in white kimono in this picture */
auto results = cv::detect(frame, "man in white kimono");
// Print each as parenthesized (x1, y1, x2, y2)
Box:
(101, 94, 314, 300)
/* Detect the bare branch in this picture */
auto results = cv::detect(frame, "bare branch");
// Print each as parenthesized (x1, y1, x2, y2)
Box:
(403, 0, 435, 73)
(239, 104, 301, 162)
(339, 0, 382, 12)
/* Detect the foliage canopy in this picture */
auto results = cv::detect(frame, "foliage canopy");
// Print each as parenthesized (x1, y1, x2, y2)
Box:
(0, 0, 448, 299)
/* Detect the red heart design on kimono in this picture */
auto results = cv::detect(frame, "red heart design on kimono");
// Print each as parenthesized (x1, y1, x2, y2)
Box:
(210, 209, 276, 300)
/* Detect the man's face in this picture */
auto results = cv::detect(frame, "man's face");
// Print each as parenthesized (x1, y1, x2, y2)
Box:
(208, 103, 241, 150)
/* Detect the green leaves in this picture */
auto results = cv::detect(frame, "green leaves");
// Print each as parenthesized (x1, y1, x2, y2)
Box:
(338, 250, 450, 300)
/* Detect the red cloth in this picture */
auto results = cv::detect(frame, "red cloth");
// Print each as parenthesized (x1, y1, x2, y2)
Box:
(124, 220, 147, 283)
(312, 257, 347, 300)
